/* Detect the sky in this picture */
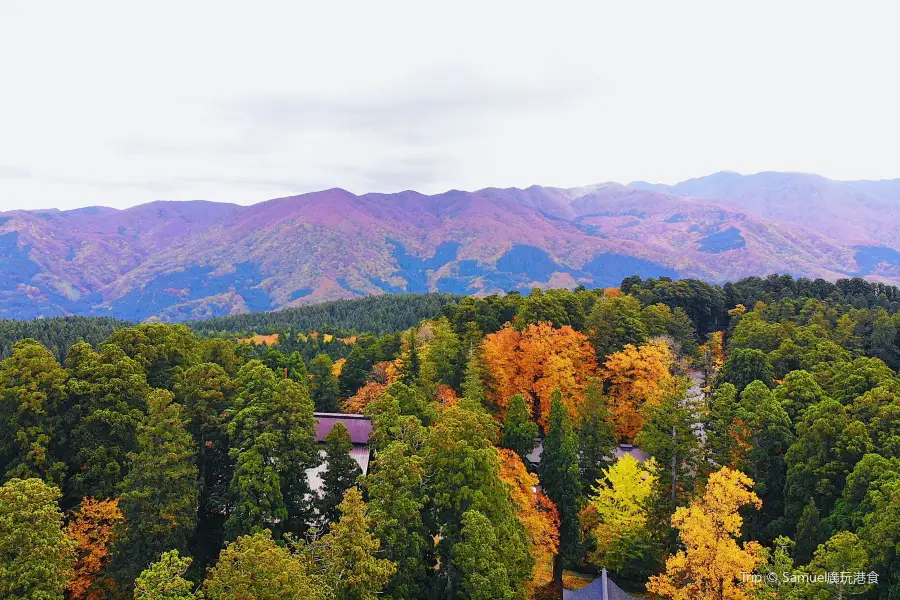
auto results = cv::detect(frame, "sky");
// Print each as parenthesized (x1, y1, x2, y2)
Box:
(1, 1, 898, 211)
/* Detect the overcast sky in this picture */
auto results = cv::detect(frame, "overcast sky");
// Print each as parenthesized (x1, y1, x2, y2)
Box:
(1, 1, 898, 211)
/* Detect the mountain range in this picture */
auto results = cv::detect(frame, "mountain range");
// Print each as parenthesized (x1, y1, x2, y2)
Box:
(2, 171, 900, 322)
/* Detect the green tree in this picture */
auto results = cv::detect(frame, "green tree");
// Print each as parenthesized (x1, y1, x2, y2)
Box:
(203, 531, 328, 600)
(538, 390, 582, 581)
(363, 442, 430, 600)
(398, 330, 421, 386)
(312, 487, 397, 600)
(704, 383, 741, 472)
(460, 346, 488, 407)
(419, 317, 461, 390)
(105, 323, 199, 389)
(133, 550, 195, 600)
(0, 478, 75, 600)
(772, 370, 829, 424)
(804, 532, 871, 599)
(226, 360, 319, 538)
(318, 422, 362, 525)
(586, 295, 648, 362)
(716, 348, 774, 392)
(452, 510, 516, 600)
(501, 394, 538, 464)
(785, 399, 872, 525)
(735, 381, 794, 540)
(111, 390, 198, 586)
(309, 353, 341, 412)
(63, 342, 150, 503)
(793, 498, 822, 565)
(0, 339, 68, 484)
(577, 379, 617, 491)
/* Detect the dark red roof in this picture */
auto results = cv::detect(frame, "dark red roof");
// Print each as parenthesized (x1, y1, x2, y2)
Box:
(314, 412, 373, 445)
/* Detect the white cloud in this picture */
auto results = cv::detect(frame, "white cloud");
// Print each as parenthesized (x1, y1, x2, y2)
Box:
(1, 0, 898, 210)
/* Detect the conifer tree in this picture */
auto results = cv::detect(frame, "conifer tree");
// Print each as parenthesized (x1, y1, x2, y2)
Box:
(111, 390, 198, 586)
(309, 353, 341, 412)
(317, 423, 362, 525)
(577, 379, 617, 490)
(501, 394, 538, 463)
(538, 390, 582, 582)
(133, 550, 195, 600)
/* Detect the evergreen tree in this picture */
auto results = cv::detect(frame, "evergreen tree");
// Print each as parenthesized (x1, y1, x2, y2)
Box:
(63, 342, 150, 503)
(317, 423, 362, 525)
(364, 442, 430, 600)
(226, 360, 319, 538)
(452, 510, 516, 600)
(716, 348, 774, 392)
(538, 390, 582, 582)
(793, 498, 821, 565)
(501, 394, 538, 464)
(577, 380, 617, 490)
(309, 353, 341, 412)
(0, 339, 68, 484)
(460, 346, 488, 407)
(398, 330, 421, 386)
(0, 478, 75, 600)
(110, 390, 198, 586)
(586, 294, 648, 363)
(313, 488, 397, 600)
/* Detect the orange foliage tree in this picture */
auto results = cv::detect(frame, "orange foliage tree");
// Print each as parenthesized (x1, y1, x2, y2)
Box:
(603, 339, 674, 441)
(342, 381, 388, 414)
(647, 467, 764, 600)
(66, 497, 125, 600)
(497, 448, 560, 591)
(482, 322, 598, 429)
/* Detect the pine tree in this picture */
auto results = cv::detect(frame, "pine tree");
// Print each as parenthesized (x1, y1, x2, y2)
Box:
(538, 390, 582, 582)
(110, 390, 198, 586)
(577, 379, 617, 490)
(793, 498, 821, 565)
(398, 330, 421, 386)
(501, 394, 538, 464)
(309, 353, 341, 412)
(317, 422, 362, 525)
(461, 346, 488, 407)
(452, 510, 516, 600)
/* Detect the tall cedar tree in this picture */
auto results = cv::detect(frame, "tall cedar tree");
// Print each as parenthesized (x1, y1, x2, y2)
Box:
(399, 330, 421, 386)
(309, 353, 341, 412)
(317, 422, 362, 525)
(577, 379, 617, 490)
(0, 478, 76, 600)
(363, 442, 430, 600)
(172, 362, 236, 567)
(63, 342, 149, 504)
(501, 393, 538, 463)
(0, 339, 68, 484)
(586, 294, 648, 362)
(538, 390, 582, 582)
(312, 487, 397, 600)
(635, 379, 700, 517)
(110, 390, 198, 587)
(226, 360, 319, 538)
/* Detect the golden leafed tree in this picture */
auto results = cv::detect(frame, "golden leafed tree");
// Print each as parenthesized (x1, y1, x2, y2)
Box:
(497, 448, 560, 591)
(647, 467, 764, 600)
(482, 322, 598, 429)
(66, 497, 125, 600)
(603, 339, 674, 440)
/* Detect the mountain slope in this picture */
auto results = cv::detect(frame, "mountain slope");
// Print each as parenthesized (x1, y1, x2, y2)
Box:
(1, 174, 898, 321)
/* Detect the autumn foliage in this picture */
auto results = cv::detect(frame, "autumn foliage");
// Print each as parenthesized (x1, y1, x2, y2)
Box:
(647, 467, 764, 600)
(66, 497, 125, 600)
(497, 448, 560, 591)
(342, 381, 388, 414)
(481, 322, 598, 429)
(603, 339, 674, 441)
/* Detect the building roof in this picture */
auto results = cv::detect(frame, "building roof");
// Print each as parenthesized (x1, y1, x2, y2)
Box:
(528, 441, 649, 466)
(563, 569, 638, 600)
(314, 412, 373, 444)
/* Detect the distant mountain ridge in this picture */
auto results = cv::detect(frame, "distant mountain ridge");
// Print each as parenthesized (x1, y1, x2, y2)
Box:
(2, 171, 899, 321)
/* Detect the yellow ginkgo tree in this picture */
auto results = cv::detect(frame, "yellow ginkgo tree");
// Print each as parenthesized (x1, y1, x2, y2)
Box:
(647, 467, 764, 600)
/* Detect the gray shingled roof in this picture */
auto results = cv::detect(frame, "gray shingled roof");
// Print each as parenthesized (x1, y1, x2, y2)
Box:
(562, 569, 638, 600)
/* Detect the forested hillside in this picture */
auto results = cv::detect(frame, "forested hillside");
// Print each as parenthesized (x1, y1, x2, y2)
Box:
(2, 273, 899, 598)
